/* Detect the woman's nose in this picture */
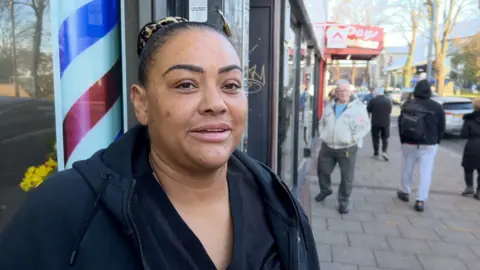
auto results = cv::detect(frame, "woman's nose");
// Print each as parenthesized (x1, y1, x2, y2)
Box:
(199, 87, 228, 115)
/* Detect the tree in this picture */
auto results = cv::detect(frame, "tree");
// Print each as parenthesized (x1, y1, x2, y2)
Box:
(391, 0, 427, 87)
(14, 0, 48, 94)
(426, 0, 474, 95)
(451, 33, 480, 85)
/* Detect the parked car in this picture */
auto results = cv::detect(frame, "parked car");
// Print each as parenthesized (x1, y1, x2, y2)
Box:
(431, 96, 474, 134)
(389, 89, 402, 104)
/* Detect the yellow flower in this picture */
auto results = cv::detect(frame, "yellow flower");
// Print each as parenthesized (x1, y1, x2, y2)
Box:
(45, 158, 57, 168)
(20, 155, 58, 192)
(20, 179, 30, 192)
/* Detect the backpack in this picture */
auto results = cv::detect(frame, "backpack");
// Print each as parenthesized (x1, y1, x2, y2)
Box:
(399, 100, 432, 141)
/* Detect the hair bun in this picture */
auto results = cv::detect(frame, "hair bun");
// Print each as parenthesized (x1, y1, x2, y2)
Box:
(137, 17, 188, 57)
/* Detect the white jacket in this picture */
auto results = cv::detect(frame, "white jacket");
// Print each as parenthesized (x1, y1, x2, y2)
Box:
(319, 98, 371, 149)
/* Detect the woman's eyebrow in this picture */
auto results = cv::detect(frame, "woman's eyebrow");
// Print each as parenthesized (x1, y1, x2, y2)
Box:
(163, 64, 204, 76)
(162, 64, 241, 76)
(218, 65, 241, 74)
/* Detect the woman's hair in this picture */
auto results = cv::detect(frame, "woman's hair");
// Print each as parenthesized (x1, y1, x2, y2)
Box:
(136, 17, 225, 87)
(473, 98, 480, 111)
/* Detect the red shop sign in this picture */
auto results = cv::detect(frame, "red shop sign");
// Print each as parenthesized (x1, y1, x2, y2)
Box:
(324, 23, 384, 51)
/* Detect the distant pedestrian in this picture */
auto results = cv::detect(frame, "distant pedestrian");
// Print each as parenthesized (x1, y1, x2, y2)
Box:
(315, 79, 371, 214)
(362, 87, 375, 104)
(460, 98, 480, 199)
(367, 88, 393, 161)
(397, 80, 445, 212)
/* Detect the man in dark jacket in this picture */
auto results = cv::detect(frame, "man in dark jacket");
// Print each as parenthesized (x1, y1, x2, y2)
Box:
(367, 88, 393, 161)
(397, 80, 445, 212)
(0, 126, 320, 270)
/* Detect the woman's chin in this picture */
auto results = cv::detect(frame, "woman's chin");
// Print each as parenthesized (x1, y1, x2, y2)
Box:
(189, 146, 234, 169)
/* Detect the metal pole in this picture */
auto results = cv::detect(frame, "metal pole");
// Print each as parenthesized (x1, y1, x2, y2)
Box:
(9, 0, 19, 97)
(426, 1, 436, 80)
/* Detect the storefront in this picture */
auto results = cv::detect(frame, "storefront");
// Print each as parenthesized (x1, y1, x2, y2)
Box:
(0, 0, 326, 210)
(46, 0, 326, 193)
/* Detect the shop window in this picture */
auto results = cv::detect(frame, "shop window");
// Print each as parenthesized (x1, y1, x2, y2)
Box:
(0, 1, 55, 230)
(278, 26, 297, 189)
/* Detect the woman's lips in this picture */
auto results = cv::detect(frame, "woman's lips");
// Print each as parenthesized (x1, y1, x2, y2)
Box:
(189, 129, 231, 143)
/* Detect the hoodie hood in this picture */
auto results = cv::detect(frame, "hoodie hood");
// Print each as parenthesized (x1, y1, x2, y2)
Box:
(413, 80, 432, 99)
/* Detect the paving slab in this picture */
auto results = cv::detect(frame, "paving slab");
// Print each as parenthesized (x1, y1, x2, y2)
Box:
(305, 126, 480, 269)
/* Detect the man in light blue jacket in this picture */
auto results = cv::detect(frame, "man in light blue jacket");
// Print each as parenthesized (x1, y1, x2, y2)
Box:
(315, 79, 371, 214)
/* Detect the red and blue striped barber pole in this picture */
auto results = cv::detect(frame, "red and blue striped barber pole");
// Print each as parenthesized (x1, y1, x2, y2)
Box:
(52, 0, 123, 169)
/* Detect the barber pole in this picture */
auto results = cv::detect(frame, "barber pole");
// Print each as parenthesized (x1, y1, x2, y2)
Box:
(51, 0, 123, 170)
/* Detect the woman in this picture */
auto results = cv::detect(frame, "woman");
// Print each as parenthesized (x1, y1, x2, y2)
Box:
(0, 17, 319, 270)
(460, 98, 480, 199)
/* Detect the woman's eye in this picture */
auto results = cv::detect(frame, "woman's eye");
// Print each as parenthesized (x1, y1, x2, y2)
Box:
(176, 82, 197, 89)
(223, 83, 242, 92)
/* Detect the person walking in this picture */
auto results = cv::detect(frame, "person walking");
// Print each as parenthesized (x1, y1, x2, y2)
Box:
(397, 80, 445, 212)
(460, 98, 480, 199)
(367, 88, 393, 161)
(315, 79, 371, 214)
(362, 87, 375, 105)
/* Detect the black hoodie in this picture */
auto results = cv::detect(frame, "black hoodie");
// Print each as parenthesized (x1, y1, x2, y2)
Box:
(0, 125, 320, 270)
(398, 80, 446, 145)
(461, 110, 480, 169)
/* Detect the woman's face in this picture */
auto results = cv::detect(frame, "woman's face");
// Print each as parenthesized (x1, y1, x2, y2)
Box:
(131, 28, 247, 170)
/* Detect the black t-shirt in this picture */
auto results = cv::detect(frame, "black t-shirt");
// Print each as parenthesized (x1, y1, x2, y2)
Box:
(132, 148, 282, 270)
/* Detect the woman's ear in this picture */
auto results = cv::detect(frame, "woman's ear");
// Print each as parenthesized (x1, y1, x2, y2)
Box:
(130, 84, 149, 125)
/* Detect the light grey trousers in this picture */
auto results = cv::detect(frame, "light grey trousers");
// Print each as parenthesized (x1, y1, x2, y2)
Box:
(400, 144, 438, 201)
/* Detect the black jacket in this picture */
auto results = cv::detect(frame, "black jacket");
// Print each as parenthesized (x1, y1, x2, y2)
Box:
(0, 125, 320, 270)
(461, 111, 480, 169)
(367, 95, 392, 127)
(398, 86, 445, 145)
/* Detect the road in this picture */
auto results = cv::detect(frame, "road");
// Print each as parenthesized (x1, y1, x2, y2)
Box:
(0, 96, 55, 230)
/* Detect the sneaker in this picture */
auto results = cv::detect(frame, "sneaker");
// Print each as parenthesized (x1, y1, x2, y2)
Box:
(315, 190, 333, 202)
(461, 187, 475, 196)
(397, 190, 410, 202)
(414, 200, 425, 212)
(474, 189, 480, 200)
(372, 154, 381, 160)
(382, 152, 389, 161)
(338, 204, 349, 214)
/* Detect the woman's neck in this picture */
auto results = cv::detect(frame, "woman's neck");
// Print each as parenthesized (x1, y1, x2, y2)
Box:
(149, 149, 229, 205)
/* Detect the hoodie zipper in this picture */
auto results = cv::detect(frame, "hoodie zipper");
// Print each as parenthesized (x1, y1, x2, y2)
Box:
(127, 179, 148, 270)
(278, 181, 301, 270)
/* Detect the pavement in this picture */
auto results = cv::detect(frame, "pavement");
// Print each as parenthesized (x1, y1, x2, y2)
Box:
(0, 97, 55, 231)
(305, 117, 480, 270)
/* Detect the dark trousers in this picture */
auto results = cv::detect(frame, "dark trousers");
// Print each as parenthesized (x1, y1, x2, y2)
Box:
(371, 125, 390, 155)
(317, 143, 358, 207)
(464, 167, 480, 189)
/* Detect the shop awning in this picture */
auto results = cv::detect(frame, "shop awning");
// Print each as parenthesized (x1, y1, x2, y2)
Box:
(322, 23, 384, 61)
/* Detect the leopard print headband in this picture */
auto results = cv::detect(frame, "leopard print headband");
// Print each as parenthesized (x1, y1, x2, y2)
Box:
(137, 16, 188, 57)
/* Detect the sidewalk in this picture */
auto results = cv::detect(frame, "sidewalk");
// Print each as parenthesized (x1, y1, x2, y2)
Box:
(305, 126, 480, 270)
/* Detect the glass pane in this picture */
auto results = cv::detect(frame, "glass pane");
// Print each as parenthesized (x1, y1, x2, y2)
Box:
(0, 1, 54, 230)
(279, 26, 296, 189)
(298, 47, 313, 164)
(224, 0, 249, 152)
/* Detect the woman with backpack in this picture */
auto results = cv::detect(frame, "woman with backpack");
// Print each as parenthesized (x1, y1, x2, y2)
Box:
(460, 98, 480, 199)
(397, 80, 445, 212)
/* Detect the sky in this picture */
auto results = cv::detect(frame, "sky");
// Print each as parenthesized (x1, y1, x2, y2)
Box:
(329, 0, 480, 48)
